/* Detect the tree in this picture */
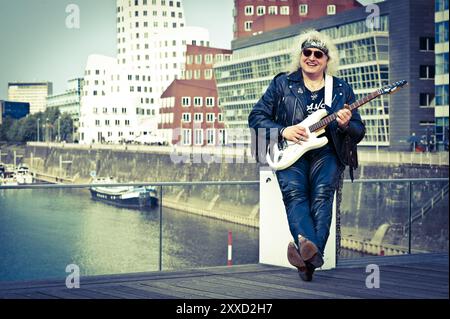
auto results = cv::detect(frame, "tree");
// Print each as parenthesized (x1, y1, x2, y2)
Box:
(58, 113, 73, 142)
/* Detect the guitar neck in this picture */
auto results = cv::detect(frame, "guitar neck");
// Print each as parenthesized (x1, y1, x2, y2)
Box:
(309, 90, 381, 133)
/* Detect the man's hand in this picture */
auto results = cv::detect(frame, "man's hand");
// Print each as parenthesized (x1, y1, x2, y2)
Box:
(282, 125, 309, 143)
(337, 105, 352, 129)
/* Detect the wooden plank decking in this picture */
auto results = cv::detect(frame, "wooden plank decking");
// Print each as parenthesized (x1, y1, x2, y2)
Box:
(0, 253, 447, 299)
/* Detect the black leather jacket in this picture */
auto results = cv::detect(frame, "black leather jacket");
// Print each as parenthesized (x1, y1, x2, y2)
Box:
(248, 70, 366, 167)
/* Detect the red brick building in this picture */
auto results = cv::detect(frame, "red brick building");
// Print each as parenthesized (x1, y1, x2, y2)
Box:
(159, 45, 232, 146)
(233, 0, 362, 39)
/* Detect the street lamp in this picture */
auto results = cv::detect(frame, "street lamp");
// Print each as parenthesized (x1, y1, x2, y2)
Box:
(46, 117, 50, 142)
(37, 118, 40, 142)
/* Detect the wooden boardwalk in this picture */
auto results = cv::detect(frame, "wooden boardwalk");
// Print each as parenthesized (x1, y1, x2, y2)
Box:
(0, 253, 447, 299)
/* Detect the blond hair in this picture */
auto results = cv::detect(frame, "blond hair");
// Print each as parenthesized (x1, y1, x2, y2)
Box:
(288, 29, 340, 76)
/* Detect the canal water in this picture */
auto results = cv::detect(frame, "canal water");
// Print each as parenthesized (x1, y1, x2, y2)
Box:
(0, 188, 259, 282)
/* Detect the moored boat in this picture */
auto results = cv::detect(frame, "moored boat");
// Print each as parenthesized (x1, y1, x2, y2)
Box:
(16, 165, 33, 184)
(89, 177, 158, 209)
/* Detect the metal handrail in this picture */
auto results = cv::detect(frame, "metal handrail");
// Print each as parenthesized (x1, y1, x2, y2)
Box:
(0, 178, 447, 190)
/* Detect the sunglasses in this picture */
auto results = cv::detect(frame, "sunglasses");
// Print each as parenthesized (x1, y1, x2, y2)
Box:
(302, 49, 325, 59)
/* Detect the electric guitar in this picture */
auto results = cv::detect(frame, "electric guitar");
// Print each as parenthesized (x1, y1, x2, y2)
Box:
(266, 80, 408, 171)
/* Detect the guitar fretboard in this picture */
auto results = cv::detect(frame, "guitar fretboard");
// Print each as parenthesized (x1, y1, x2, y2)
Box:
(308, 90, 380, 133)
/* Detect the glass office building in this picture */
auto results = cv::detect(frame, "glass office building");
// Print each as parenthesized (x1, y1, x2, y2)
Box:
(435, 0, 449, 150)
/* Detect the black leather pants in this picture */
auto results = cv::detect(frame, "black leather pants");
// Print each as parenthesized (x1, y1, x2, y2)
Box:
(276, 144, 344, 255)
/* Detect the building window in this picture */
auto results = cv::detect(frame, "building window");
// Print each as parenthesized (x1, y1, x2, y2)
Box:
(244, 5, 253, 16)
(182, 129, 191, 145)
(205, 54, 213, 64)
(420, 65, 435, 79)
(113, 107, 118, 114)
(125, 120, 130, 126)
(206, 97, 215, 107)
(185, 70, 192, 79)
(103, 107, 107, 114)
(218, 129, 226, 145)
(207, 129, 215, 145)
(115, 120, 120, 126)
(299, 4, 308, 15)
(122, 108, 127, 114)
(194, 70, 201, 79)
(194, 97, 203, 107)
(436, 0, 449, 11)
(182, 113, 191, 123)
(435, 21, 449, 44)
(95, 120, 100, 126)
(244, 21, 253, 31)
(218, 113, 224, 122)
(420, 93, 434, 107)
(256, 6, 265, 16)
(436, 52, 449, 75)
(194, 113, 203, 123)
(182, 97, 191, 106)
(419, 37, 435, 51)
(206, 113, 215, 122)
(215, 54, 223, 63)
(204, 69, 213, 79)
(268, 6, 277, 15)
(327, 5, 336, 15)
(280, 6, 289, 15)
(105, 120, 110, 126)
(195, 54, 202, 64)
(187, 55, 193, 64)
(436, 85, 449, 106)
(194, 129, 203, 145)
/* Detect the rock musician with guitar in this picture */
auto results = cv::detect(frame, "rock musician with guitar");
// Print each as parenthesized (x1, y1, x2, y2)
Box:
(248, 29, 406, 281)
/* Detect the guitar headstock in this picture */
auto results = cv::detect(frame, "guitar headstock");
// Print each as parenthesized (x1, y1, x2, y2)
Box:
(379, 80, 408, 95)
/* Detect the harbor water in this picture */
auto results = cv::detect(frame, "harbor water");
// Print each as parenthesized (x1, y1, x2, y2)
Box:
(0, 188, 259, 282)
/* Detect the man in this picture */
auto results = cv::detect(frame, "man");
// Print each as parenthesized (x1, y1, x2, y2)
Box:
(248, 30, 365, 281)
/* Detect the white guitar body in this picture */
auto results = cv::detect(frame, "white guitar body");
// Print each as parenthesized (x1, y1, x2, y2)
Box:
(266, 109, 329, 171)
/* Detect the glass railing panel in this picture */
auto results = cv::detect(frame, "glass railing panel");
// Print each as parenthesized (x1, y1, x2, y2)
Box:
(0, 187, 162, 282)
(160, 184, 259, 270)
(339, 181, 411, 258)
(410, 180, 449, 253)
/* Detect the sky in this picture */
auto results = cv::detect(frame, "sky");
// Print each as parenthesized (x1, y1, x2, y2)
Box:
(0, 0, 234, 99)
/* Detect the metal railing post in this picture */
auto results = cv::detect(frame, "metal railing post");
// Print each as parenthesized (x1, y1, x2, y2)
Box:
(159, 185, 163, 272)
(408, 181, 412, 254)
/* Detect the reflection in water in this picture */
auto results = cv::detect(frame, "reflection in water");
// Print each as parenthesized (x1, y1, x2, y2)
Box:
(0, 189, 258, 282)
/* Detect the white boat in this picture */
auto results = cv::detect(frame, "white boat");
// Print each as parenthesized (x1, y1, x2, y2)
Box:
(16, 165, 33, 184)
(0, 171, 18, 186)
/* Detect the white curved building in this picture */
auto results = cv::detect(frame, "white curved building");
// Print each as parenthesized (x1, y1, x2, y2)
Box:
(79, 0, 210, 144)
